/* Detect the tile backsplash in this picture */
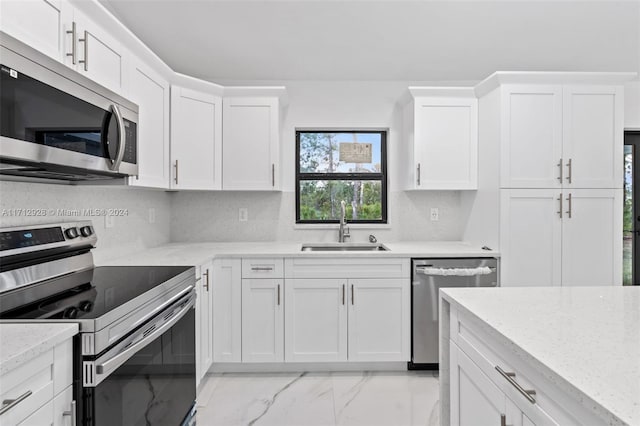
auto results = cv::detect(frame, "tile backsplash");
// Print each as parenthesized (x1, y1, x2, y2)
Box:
(0, 181, 171, 264)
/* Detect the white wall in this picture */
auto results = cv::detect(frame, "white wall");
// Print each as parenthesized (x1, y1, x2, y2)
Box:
(0, 181, 171, 264)
(170, 81, 467, 243)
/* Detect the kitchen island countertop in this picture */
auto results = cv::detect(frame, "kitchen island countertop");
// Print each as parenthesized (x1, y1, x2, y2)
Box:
(440, 286, 640, 426)
(98, 240, 498, 267)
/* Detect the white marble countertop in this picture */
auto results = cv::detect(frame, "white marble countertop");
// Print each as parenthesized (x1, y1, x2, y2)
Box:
(0, 323, 78, 375)
(441, 286, 640, 426)
(98, 241, 498, 266)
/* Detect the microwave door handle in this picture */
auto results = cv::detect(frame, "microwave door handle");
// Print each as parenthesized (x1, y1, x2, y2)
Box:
(93, 294, 195, 383)
(108, 104, 126, 171)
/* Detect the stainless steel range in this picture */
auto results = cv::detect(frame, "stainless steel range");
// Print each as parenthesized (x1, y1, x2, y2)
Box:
(0, 221, 197, 426)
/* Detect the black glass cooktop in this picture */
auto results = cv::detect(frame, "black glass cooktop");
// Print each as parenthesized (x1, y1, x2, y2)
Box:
(0, 265, 192, 320)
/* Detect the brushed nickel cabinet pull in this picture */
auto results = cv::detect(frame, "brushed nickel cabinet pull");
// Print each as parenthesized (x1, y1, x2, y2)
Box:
(557, 194, 563, 218)
(500, 414, 507, 426)
(566, 193, 572, 218)
(203, 269, 209, 291)
(66, 22, 77, 64)
(351, 284, 354, 305)
(566, 158, 572, 184)
(557, 158, 563, 182)
(277, 284, 280, 305)
(63, 400, 77, 426)
(0, 390, 33, 415)
(272, 164, 275, 187)
(495, 366, 537, 404)
(174, 160, 179, 185)
(416, 163, 421, 186)
(342, 284, 345, 305)
(78, 30, 88, 71)
(251, 266, 274, 271)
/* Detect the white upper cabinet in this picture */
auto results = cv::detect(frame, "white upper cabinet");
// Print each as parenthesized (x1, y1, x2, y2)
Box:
(1, 0, 128, 95)
(127, 58, 170, 188)
(501, 85, 563, 189)
(562, 86, 623, 189)
(222, 88, 286, 191)
(500, 82, 624, 189)
(0, 0, 72, 62)
(69, 7, 127, 95)
(170, 82, 223, 190)
(404, 87, 478, 190)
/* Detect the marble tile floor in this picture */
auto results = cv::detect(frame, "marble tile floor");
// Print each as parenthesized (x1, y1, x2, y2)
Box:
(196, 371, 439, 426)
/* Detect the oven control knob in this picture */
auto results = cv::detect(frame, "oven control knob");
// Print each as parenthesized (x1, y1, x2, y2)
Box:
(79, 301, 93, 312)
(63, 307, 79, 319)
(64, 228, 79, 239)
(80, 226, 93, 237)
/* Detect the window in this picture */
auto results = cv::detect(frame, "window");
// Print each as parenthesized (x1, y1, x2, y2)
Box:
(296, 130, 387, 224)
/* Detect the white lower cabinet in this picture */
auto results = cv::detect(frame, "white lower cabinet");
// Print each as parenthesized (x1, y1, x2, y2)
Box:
(284, 278, 348, 362)
(348, 278, 409, 362)
(241, 279, 284, 362)
(195, 260, 213, 387)
(0, 338, 74, 426)
(284, 276, 410, 363)
(500, 188, 622, 286)
(212, 258, 242, 362)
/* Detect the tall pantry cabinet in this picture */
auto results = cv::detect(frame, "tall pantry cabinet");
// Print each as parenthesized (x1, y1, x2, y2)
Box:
(466, 72, 634, 287)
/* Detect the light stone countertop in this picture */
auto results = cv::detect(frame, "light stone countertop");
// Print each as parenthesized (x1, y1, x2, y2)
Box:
(0, 323, 78, 375)
(98, 241, 498, 266)
(441, 286, 640, 426)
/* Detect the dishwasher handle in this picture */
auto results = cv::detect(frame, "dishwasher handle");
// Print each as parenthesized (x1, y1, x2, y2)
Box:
(416, 266, 495, 277)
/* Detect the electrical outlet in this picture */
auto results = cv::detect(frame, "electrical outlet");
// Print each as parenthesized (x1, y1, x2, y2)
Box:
(430, 207, 439, 221)
(105, 214, 115, 228)
(239, 208, 248, 222)
(148, 208, 156, 224)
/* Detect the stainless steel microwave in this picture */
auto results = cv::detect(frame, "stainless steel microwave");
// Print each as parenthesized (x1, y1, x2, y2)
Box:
(0, 32, 138, 183)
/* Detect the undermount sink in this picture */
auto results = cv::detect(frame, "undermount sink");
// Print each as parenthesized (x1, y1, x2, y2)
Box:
(300, 242, 389, 252)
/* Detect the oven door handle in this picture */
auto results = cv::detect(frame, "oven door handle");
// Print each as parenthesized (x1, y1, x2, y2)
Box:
(92, 293, 195, 382)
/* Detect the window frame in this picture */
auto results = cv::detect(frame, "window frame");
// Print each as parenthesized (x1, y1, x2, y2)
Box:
(295, 129, 388, 224)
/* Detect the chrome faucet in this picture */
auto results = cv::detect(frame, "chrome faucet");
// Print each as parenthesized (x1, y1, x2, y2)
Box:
(338, 200, 351, 243)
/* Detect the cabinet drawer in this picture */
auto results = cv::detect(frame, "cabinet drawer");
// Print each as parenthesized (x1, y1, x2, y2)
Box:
(284, 257, 410, 279)
(0, 349, 54, 426)
(451, 308, 602, 425)
(242, 258, 284, 278)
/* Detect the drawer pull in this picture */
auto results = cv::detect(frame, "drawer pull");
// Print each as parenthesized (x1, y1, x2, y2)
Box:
(63, 400, 77, 426)
(495, 366, 537, 404)
(0, 390, 32, 415)
(251, 267, 274, 271)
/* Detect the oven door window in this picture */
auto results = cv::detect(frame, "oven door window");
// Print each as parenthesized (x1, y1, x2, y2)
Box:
(85, 308, 196, 426)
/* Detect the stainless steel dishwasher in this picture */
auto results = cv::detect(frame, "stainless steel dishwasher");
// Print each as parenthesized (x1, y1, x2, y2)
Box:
(410, 257, 498, 369)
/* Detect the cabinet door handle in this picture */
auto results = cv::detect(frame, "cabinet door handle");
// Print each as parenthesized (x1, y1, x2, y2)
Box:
(203, 269, 209, 291)
(495, 366, 537, 403)
(272, 164, 275, 187)
(351, 284, 354, 305)
(566, 193, 572, 219)
(557, 193, 563, 218)
(557, 158, 563, 182)
(565, 158, 572, 184)
(63, 400, 77, 426)
(174, 160, 179, 185)
(416, 163, 421, 186)
(78, 30, 88, 71)
(342, 284, 345, 305)
(500, 414, 509, 426)
(0, 390, 32, 415)
(66, 22, 77, 64)
(277, 284, 280, 305)
(251, 266, 274, 271)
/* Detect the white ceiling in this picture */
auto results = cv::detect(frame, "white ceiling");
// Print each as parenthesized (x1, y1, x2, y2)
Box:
(100, 0, 640, 82)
